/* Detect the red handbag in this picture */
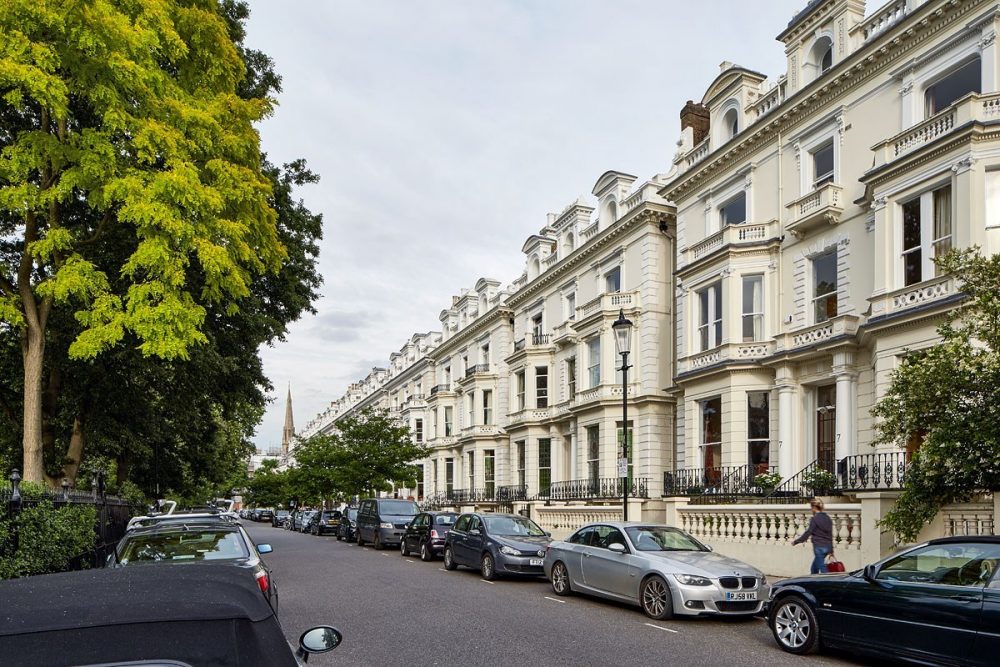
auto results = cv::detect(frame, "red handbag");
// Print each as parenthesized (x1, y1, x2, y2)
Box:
(826, 554, 846, 573)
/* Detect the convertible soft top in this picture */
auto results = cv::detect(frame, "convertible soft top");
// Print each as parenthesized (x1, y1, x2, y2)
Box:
(0, 564, 296, 667)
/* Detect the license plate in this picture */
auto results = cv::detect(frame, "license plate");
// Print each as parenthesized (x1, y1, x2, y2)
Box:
(529, 558, 544, 566)
(725, 591, 757, 601)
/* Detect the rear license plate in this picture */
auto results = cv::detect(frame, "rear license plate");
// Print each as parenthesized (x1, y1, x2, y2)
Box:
(724, 591, 757, 601)
(529, 558, 544, 566)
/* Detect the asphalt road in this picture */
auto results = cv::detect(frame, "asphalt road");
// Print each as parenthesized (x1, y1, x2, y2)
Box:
(244, 522, 874, 667)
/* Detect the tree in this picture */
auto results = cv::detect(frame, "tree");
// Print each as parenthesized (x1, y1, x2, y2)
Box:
(0, 0, 284, 483)
(245, 459, 291, 509)
(294, 409, 429, 500)
(873, 249, 1000, 541)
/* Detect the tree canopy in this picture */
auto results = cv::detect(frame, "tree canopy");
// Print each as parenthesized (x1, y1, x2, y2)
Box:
(873, 249, 1000, 541)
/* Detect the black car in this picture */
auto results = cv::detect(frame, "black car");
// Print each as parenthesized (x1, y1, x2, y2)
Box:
(767, 536, 1000, 665)
(109, 521, 279, 613)
(310, 510, 342, 535)
(400, 511, 458, 561)
(258, 508, 274, 523)
(0, 564, 341, 667)
(273, 509, 290, 527)
(337, 508, 359, 542)
(443, 513, 551, 580)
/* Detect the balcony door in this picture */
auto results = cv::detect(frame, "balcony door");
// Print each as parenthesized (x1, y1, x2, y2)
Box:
(816, 385, 836, 473)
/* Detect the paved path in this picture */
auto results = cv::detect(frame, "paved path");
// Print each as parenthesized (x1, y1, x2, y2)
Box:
(245, 523, 875, 667)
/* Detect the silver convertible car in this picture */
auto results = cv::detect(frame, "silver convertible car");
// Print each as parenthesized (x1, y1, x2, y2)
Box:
(543, 522, 769, 619)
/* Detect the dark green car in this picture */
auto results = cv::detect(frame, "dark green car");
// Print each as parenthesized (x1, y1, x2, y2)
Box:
(768, 536, 1000, 665)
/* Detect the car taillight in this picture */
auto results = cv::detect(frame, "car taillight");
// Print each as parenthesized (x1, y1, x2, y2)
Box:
(255, 570, 270, 594)
(430, 530, 439, 539)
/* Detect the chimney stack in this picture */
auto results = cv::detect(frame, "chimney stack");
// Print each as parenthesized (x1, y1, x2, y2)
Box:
(680, 100, 710, 146)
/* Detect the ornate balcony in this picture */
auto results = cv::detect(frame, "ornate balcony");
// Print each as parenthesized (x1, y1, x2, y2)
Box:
(679, 341, 775, 374)
(540, 477, 649, 501)
(574, 291, 639, 327)
(869, 276, 956, 321)
(775, 314, 860, 353)
(464, 364, 491, 378)
(784, 182, 844, 238)
(683, 220, 777, 266)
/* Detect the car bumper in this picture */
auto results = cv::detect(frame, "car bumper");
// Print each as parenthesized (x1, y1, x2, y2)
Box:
(429, 538, 447, 554)
(378, 527, 406, 545)
(670, 581, 771, 616)
(496, 553, 546, 575)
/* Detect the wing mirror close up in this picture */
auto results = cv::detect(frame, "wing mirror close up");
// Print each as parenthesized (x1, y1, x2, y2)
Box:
(257, 544, 273, 554)
(863, 563, 879, 583)
(296, 626, 342, 662)
(608, 543, 627, 554)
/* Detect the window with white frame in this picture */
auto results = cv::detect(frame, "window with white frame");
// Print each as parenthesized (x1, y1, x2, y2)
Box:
(925, 57, 981, 116)
(484, 450, 495, 496)
(901, 185, 952, 287)
(444, 406, 453, 436)
(414, 418, 423, 443)
(742, 275, 763, 342)
(467, 394, 474, 427)
(605, 266, 621, 293)
(719, 192, 746, 226)
(566, 357, 577, 400)
(723, 107, 739, 139)
(482, 389, 493, 425)
(587, 337, 601, 388)
(468, 451, 475, 490)
(535, 366, 548, 408)
(586, 425, 599, 482)
(516, 441, 526, 488)
(531, 313, 543, 340)
(697, 283, 722, 351)
(811, 140, 834, 189)
(538, 439, 552, 494)
(564, 291, 576, 321)
(479, 341, 490, 366)
(747, 392, 770, 472)
(445, 458, 454, 494)
(812, 249, 838, 323)
(515, 370, 525, 411)
(701, 397, 722, 470)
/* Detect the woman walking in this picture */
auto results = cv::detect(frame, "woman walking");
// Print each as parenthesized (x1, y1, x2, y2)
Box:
(793, 498, 833, 574)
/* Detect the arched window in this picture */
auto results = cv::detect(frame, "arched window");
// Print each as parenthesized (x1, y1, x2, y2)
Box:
(528, 256, 540, 280)
(564, 232, 575, 254)
(600, 198, 618, 227)
(809, 36, 834, 80)
(821, 45, 833, 73)
(723, 108, 739, 139)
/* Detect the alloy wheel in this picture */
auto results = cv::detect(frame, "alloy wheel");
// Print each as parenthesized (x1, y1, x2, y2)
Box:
(551, 562, 570, 595)
(443, 547, 457, 570)
(641, 577, 672, 620)
(774, 601, 812, 650)
(400, 539, 408, 557)
(420, 541, 431, 561)
(481, 553, 495, 580)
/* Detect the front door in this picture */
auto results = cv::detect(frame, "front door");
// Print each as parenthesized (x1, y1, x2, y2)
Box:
(816, 385, 836, 473)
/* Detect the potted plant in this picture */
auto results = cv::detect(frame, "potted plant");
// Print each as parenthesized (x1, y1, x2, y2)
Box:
(802, 468, 837, 496)
(753, 471, 783, 494)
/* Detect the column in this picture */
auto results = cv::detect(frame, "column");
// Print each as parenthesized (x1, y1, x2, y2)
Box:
(777, 385, 796, 478)
(833, 349, 858, 463)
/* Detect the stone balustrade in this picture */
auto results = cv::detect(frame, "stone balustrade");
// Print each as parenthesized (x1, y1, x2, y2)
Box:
(684, 221, 776, 266)
(869, 276, 956, 320)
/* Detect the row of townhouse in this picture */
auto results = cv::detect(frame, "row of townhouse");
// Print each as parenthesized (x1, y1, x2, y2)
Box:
(297, 0, 1000, 567)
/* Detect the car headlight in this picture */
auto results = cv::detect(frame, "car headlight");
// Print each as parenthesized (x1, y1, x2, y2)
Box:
(499, 545, 520, 556)
(675, 574, 712, 586)
(760, 574, 767, 585)
(379, 522, 393, 529)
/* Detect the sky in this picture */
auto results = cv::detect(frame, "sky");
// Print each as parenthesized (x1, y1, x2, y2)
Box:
(244, 0, 818, 450)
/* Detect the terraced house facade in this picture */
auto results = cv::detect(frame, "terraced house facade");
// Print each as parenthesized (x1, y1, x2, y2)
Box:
(298, 0, 999, 573)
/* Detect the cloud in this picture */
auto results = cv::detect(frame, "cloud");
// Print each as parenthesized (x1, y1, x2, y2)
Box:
(247, 0, 810, 448)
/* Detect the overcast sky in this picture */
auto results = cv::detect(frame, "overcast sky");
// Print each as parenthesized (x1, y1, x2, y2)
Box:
(245, 0, 819, 449)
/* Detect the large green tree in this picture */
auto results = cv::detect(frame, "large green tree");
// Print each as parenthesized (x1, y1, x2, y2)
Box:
(0, 0, 285, 483)
(873, 249, 1000, 541)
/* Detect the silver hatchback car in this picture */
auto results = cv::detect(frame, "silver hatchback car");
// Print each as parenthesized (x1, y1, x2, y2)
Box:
(543, 522, 768, 619)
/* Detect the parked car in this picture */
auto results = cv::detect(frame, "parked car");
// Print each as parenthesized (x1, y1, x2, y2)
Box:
(0, 563, 341, 666)
(544, 522, 767, 619)
(443, 513, 551, 580)
(310, 510, 342, 535)
(356, 498, 420, 549)
(273, 509, 291, 527)
(109, 521, 280, 612)
(767, 535, 1000, 664)
(400, 511, 458, 561)
(337, 507, 359, 542)
(285, 509, 300, 530)
(296, 510, 318, 532)
(258, 508, 274, 523)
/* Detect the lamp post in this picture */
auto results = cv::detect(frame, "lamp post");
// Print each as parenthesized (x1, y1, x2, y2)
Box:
(612, 308, 633, 522)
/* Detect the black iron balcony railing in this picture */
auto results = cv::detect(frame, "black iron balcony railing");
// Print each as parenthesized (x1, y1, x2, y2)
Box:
(445, 488, 498, 504)
(430, 384, 450, 396)
(762, 459, 829, 503)
(838, 451, 909, 491)
(496, 484, 528, 502)
(464, 364, 490, 378)
(540, 477, 649, 501)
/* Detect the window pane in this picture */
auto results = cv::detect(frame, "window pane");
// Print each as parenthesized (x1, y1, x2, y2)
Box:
(747, 392, 769, 440)
(813, 142, 834, 185)
(902, 199, 921, 251)
(701, 397, 721, 445)
(926, 58, 981, 115)
(720, 193, 746, 225)
(742, 276, 763, 342)
(813, 250, 837, 298)
(605, 267, 621, 293)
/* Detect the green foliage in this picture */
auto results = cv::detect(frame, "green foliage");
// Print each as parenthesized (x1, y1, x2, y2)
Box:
(802, 468, 836, 495)
(246, 459, 292, 508)
(0, 502, 97, 579)
(873, 250, 1000, 541)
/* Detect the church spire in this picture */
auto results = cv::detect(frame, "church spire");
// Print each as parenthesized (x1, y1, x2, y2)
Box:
(281, 383, 295, 455)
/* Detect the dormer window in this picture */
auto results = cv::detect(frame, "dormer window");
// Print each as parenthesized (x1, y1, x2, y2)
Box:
(723, 107, 739, 139)
(925, 57, 981, 116)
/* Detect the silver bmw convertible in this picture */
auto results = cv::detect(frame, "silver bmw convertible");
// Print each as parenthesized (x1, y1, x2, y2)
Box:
(543, 522, 768, 619)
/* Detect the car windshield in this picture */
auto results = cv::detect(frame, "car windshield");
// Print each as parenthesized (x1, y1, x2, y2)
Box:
(275, 511, 289, 517)
(346, 509, 358, 520)
(118, 530, 249, 564)
(483, 516, 546, 537)
(625, 526, 705, 552)
(380, 501, 418, 516)
(321, 511, 340, 519)
(435, 515, 456, 526)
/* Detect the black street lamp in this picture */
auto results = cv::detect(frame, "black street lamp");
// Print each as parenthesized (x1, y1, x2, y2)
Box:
(612, 308, 633, 522)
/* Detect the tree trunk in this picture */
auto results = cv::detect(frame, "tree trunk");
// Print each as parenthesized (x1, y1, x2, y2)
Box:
(59, 415, 86, 487)
(21, 322, 46, 483)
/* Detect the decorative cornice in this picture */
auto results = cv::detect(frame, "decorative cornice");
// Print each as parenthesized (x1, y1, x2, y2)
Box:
(663, 0, 987, 203)
(863, 124, 1000, 189)
(428, 306, 513, 360)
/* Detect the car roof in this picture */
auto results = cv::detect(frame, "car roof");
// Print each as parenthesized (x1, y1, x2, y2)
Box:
(927, 535, 1000, 545)
(0, 564, 273, 638)
(125, 522, 243, 537)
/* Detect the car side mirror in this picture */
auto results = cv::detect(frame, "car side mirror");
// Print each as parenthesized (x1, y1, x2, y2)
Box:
(544, 531, 552, 538)
(608, 543, 627, 554)
(470, 528, 481, 536)
(258, 544, 273, 554)
(296, 626, 343, 662)
(705, 545, 713, 552)
(863, 563, 878, 583)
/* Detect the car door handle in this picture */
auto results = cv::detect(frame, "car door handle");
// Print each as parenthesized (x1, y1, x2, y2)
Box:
(951, 595, 980, 603)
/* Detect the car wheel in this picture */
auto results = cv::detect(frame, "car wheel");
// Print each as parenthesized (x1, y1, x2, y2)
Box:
(551, 561, 572, 596)
(373, 534, 382, 550)
(400, 539, 409, 557)
(357, 532, 365, 546)
(443, 546, 458, 570)
(481, 553, 496, 581)
(336, 531, 342, 542)
(770, 596, 820, 655)
(640, 576, 674, 620)
(420, 541, 432, 562)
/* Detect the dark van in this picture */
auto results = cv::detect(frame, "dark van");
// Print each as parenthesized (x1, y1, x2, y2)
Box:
(356, 498, 420, 550)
